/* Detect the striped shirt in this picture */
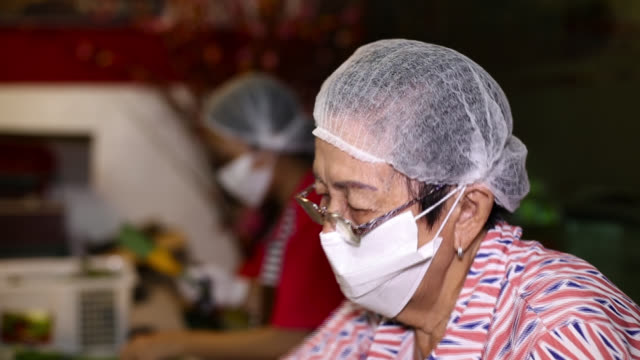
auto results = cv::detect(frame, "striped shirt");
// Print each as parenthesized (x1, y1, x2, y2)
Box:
(285, 223, 640, 359)
(260, 205, 296, 287)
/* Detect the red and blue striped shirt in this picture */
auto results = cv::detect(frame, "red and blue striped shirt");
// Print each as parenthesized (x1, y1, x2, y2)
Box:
(285, 223, 640, 359)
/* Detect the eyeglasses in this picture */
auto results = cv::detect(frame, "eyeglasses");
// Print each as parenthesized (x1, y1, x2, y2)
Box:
(295, 183, 444, 242)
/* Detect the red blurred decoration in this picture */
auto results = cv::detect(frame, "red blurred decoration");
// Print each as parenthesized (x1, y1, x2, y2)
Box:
(0, 0, 364, 107)
(0, 27, 180, 82)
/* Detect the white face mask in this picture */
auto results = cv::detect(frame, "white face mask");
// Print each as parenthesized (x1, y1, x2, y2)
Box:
(216, 153, 274, 207)
(320, 186, 466, 318)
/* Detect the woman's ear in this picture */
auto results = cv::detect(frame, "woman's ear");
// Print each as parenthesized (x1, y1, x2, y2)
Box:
(453, 185, 494, 254)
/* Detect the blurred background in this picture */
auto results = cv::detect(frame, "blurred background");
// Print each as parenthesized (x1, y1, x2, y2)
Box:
(0, 0, 638, 357)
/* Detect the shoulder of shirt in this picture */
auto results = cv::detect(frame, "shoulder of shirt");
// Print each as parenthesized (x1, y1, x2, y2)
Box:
(492, 223, 640, 331)
(524, 319, 640, 358)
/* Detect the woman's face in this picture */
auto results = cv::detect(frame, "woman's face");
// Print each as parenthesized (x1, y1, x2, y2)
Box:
(313, 139, 439, 246)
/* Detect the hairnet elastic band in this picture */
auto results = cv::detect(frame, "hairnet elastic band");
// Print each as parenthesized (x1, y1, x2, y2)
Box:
(312, 127, 385, 163)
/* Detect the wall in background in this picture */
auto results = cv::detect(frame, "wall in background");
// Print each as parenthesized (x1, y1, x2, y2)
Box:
(0, 85, 239, 271)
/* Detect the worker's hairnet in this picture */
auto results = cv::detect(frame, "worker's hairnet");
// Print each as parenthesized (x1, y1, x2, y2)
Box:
(313, 39, 529, 212)
(203, 73, 314, 153)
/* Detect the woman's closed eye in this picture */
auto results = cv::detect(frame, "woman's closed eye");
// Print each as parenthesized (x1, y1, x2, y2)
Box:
(348, 204, 373, 214)
(347, 205, 377, 225)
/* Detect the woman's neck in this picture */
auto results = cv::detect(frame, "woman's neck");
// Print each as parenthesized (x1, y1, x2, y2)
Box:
(395, 230, 486, 356)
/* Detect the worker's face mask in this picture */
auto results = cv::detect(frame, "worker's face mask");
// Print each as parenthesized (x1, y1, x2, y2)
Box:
(319, 186, 466, 318)
(216, 153, 274, 208)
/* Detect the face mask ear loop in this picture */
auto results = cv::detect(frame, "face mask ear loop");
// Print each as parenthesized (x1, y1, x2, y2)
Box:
(414, 185, 464, 221)
(416, 185, 467, 241)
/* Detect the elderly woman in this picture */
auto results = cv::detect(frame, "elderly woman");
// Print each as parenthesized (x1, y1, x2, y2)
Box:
(287, 40, 640, 359)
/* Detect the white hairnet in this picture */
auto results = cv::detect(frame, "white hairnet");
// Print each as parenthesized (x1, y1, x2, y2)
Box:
(313, 39, 529, 212)
(203, 73, 314, 153)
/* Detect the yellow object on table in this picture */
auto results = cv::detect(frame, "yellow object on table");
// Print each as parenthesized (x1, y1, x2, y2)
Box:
(146, 247, 183, 277)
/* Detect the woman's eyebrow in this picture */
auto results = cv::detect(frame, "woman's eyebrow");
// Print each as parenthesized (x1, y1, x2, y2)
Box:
(313, 170, 378, 191)
(333, 180, 378, 191)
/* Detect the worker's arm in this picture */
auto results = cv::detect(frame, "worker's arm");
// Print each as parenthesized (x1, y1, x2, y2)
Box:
(120, 326, 309, 360)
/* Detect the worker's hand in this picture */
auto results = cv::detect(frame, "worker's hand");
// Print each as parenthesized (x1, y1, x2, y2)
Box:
(120, 332, 187, 360)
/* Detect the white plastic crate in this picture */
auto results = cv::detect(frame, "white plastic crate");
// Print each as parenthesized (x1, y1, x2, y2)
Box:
(0, 255, 136, 356)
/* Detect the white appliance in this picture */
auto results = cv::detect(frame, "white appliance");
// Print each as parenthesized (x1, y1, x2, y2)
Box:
(0, 255, 135, 356)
